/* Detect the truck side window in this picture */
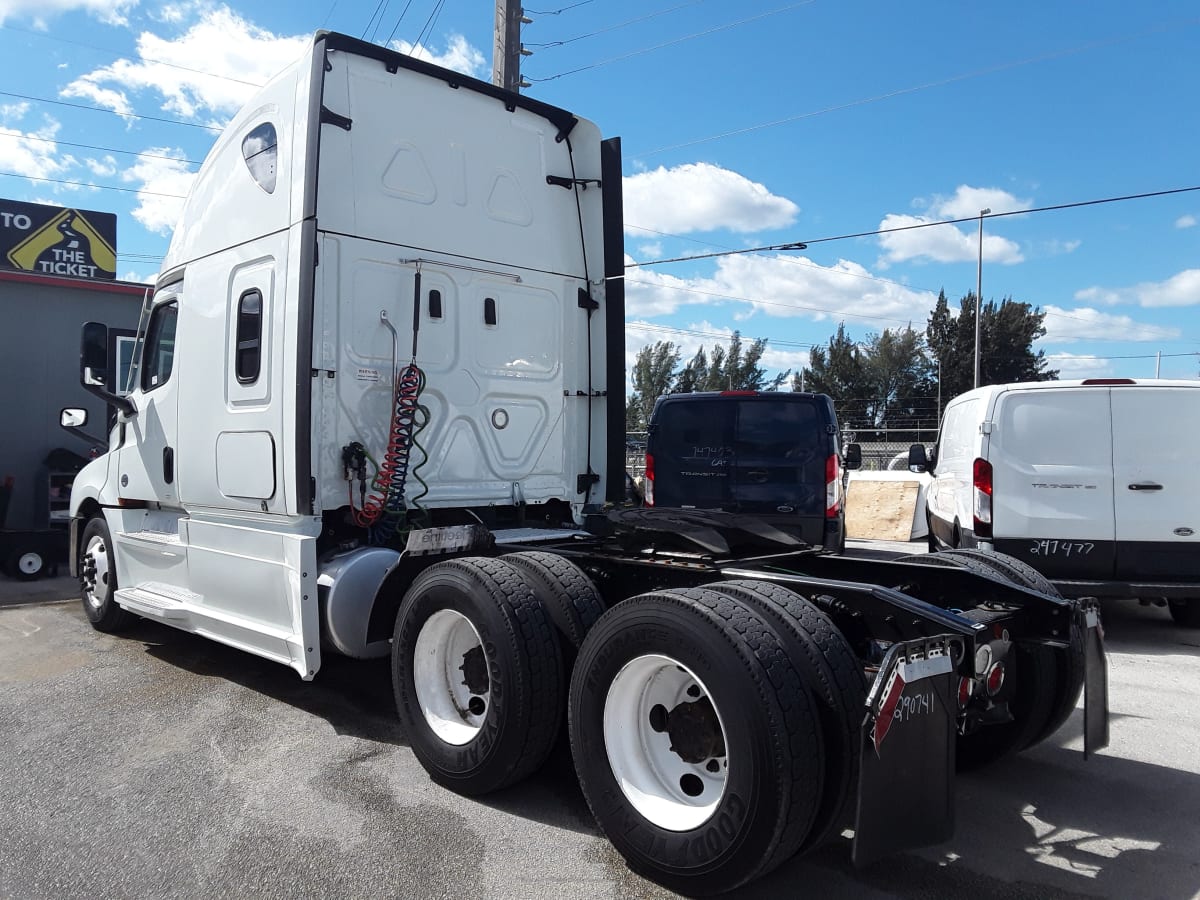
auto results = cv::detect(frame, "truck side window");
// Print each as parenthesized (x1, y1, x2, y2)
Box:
(242, 122, 278, 194)
(236, 289, 263, 383)
(141, 301, 178, 392)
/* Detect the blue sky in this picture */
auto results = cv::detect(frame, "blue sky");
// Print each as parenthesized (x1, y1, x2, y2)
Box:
(1, 0, 1197, 383)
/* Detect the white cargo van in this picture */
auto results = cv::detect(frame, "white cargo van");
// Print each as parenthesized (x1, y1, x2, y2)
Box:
(912, 379, 1200, 625)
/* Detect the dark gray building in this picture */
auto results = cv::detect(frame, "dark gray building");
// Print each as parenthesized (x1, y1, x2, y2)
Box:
(0, 268, 146, 531)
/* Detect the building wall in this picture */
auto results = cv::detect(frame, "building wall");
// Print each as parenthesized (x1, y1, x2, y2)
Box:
(0, 272, 146, 530)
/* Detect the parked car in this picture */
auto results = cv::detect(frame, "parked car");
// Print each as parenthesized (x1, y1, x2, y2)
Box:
(909, 379, 1200, 625)
(644, 391, 859, 552)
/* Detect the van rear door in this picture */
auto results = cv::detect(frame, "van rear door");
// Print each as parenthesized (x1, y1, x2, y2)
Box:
(1111, 386, 1200, 581)
(990, 388, 1116, 578)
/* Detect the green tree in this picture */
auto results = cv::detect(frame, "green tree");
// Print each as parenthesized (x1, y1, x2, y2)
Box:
(794, 322, 871, 426)
(673, 331, 788, 392)
(861, 326, 937, 428)
(626, 341, 680, 431)
(926, 291, 1058, 400)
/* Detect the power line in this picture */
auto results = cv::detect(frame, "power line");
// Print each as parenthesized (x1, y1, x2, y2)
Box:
(527, 0, 816, 82)
(635, 16, 1199, 157)
(525, 1, 595, 15)
(525, 1, 705, 49)
(628, 184, 1200, 269)
(0, 90, 223, 132)
(626, 222, 943, 296)
(361, 0, 390, 40)
(412, 0, 449, 51)
(624, 277, 923, 327)
(627, 320, 816, 350)
(385, 0, 418, 45)
(0, 132, 200, 167)
(0, 170, 189, 198)
(0, 23, 265, 88)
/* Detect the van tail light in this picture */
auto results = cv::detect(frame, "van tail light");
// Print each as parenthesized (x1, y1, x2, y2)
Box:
(643, 452, 655, 507)
(826, 454, 841, 518)
(973, 457, 993, 539)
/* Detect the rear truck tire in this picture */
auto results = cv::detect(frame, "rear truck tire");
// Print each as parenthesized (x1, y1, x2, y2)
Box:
(391, 557, 564, 796)
(1168, 599, 1200, 628)
(938, 548, 1086, 750)
(500, 551, 605, 654)
(568, 587, 825, 895)
(704, 579, 866, 851)
(80, 516, 136, 633)
(7, 545, 48, 581)
(896, 551, 1058, 769)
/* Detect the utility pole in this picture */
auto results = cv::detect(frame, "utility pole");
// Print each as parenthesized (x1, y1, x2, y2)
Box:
(493, 1, 531, 92)
(973, 207, 990, 389)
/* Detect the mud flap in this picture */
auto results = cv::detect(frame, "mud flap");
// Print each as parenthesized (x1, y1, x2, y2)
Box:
(852, 635, 964, 867)
(1081, 599, 1110, 758)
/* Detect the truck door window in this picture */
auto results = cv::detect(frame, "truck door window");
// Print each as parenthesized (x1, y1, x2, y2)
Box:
(141, 301, 178, 392)
(235, 289, 263, 383)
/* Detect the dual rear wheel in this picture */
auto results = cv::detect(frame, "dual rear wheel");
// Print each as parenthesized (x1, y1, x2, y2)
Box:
(392, 557, 864, 895)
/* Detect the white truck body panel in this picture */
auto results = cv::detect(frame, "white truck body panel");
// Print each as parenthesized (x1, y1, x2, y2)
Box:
(68, 34, 610, 677)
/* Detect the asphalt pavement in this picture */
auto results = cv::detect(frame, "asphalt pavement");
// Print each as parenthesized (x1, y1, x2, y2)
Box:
(2, 561, 1199, 900)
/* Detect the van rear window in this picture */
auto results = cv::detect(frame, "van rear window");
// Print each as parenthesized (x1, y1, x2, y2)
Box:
(651, 397, 828, 513)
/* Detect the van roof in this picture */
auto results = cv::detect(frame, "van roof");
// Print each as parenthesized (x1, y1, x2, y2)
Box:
(950, 378, 1200, 403)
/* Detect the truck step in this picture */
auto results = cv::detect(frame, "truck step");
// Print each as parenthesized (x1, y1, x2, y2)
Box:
(114, 584, 196, 621)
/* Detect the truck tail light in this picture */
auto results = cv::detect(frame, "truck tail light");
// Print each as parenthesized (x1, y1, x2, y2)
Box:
(958, 676, 973, 708)
(986, 661, 1006, 696)
(643, 452, 655, 507)
(973, 457, 993, 539)
(826, 454, 840, 518)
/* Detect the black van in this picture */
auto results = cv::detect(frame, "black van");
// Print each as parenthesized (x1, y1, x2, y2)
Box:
(644, 391, 856, 552)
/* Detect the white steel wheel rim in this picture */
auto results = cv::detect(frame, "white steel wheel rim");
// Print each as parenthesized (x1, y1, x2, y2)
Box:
(603, 654, 729, 832)
(82, 534, 110, 609)
(413, 609, 489, 746)
(17, 552, 43, 576)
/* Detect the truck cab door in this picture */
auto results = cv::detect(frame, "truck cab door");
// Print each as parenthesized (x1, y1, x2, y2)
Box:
(118, 296, 181, 506)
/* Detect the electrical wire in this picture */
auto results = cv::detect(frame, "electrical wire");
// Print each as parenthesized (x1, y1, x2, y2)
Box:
(0, 132, 201, 167)
(0, 170, 189, 198)
(628, 185, 1200, 268)
(527, 0, 816, 82)
(636, 17, 1199, 158)
(0, 23, 266, 88)
(411, 0, 448, 52)
(0, 90, 223, 132)
(361, 0, 389, 40)
(385, 0, 418, 45)
(525, 0, 595, 15)
(525, 1, 706, 49)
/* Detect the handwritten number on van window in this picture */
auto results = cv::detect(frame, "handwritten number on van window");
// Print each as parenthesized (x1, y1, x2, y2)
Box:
(1029, 540, 1095, 557)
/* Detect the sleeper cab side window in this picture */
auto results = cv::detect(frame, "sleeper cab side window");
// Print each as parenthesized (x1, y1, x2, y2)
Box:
(235, 289, 263, 383)
(242, 122, 278, 194)
(141, 301, 178, 392)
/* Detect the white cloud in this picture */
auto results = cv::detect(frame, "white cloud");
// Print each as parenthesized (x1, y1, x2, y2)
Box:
(120, 269, 154, 284)
(0, 101, 30, 122)
(62, 7, 310, 121)
(85, 154, 118, 177)
(120, 150, 194, 235)
(878, 214, 1023, 266)
(1041, 238, 1081, 256)
(624, 252, 936, 328)
(390, 34, 487, 79)
(1075, 269, 1200, 309)
(0, 0, 135, 27)
(1176, 214, 1196, 229)
(637, 241, 663, 258)
(1044, 352, 1112, 380)
(0, 118, 74, 181)
(924, 185, 1029, 219)
(624, 163, 799, 234)
(1041, 306, 1180, 344)
(878, 185, 1028, 266)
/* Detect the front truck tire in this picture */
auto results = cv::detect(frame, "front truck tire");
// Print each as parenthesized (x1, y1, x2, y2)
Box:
(391, 557, 564, 796)
(79, 515, 136, 633)
(569, 587, 825, 896)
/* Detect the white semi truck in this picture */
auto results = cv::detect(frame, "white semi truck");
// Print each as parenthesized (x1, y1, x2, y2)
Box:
(62, 32, 1108, 895)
